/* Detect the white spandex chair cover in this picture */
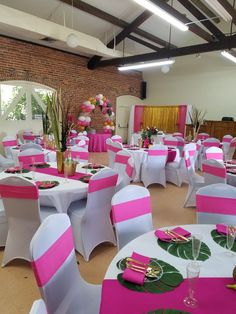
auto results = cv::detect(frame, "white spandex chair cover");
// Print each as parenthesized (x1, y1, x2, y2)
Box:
(111, 185, 153, 250)
(205, 147, 223, 163)
(20, 143, 43, 151)
(68, 168, 118, 261)
(70, 145, 89, 163)
(202, 159, 226, 185)
(183, 150, 205, 207)
(198, 137, 221, 170)
(29, 299, 47, 314)
(0, 199, 8, 247)
(196, 183, 236, 225)
(141, 144, 168, 188)
(0, 153, 15, 171)
(225, 137, 236, 161)
(111, 135, 123, 143)
(163, 135, 184, 157)
(172, 132, 183, 138)
(114, 150, 134, 192)
(74, 135, 89, 149)
(0, 176, 56, 266)
(2, 136, 17, 159)
(30, 214, 101, 314)
(222, 135, 233, 161)
(18, 148, 45, 166)
(197, 133, 210, 140)
(23, 132, 36, 143)
(106, 139, 123, 168)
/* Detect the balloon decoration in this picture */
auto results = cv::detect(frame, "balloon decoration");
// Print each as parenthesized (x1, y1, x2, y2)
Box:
(77, 94, 115, 133)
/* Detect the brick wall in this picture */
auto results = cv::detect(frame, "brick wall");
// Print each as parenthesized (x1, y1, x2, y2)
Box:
(0, 36, 142, 131)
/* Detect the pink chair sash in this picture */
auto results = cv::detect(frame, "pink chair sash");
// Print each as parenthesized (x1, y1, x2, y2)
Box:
(203, 142, 220, 147)
(112, 138, 122, 143)
(106, 144, 121, 153)
(0, 184, 39, 199)
(23, 134, 35, 141)
(126, 163, 133, 178)
(88, 174, 118, 193)
(31, 226, 74, 287)
(115, 154, 129, 164)
(2, 140, 17, 147)
(182, 149, 195, 157)
(112, 196, 151, 223)
(164, 140, 184, 147)
(230, 141, 236, 148)
(197, 194, 236, 215)
(202, 164, 226, 178)
(71, 151, 89, 160)
(18, 154, 45, 165)
(197, 134, 209, 140)
(148, 150, 167, 156)
(185, 157, 191, 168)
(222, 137, 232, 143)
(206, 153, 223, 160)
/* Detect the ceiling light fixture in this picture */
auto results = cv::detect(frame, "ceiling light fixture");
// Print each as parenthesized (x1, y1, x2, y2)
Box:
(204, 0, 232, 22)
(133, 0, 188, 31)
(66, 0, 79, 48)
(221, 50, 236, 64)
(118, 59, 175, 71)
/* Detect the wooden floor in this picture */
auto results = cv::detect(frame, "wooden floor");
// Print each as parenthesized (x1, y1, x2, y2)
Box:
(0, 152, 196, 314)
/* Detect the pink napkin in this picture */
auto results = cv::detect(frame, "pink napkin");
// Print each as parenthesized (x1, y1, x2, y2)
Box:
(122, 252, 150, 285)
(216, 224, 227, 235)
(35, 181, 56, 189)
(154, 227, 191, 242)
(227, 160, 236, 164)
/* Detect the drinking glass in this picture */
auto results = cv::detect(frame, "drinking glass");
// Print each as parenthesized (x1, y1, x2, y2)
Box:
(183, 262, 200, 309)
(18, 161, 23, 175)
(192, 234, 202, 261)
(226, 225, 236, 256)
(63, 161, 69, 183)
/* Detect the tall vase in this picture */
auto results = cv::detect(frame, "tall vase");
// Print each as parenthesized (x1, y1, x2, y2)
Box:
(56, 151, 65, 174)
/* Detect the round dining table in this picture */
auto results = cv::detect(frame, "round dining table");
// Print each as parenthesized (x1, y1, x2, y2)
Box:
(100, 224, 236, 314)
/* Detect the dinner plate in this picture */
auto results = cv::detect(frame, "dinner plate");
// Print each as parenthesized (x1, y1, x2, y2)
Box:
(79, 176, 91, 183)
(5, 167, 30, 174)
(36, 180, 59, 189)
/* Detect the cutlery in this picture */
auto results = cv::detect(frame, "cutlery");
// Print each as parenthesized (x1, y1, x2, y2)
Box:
(126, 263, 159, 278)
(125, 257, 160, 272)
(126, 261, 160, 275)
(165, 230, 190, 242)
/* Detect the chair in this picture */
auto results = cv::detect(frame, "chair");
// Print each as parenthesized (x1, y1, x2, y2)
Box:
(163, 135, 184, 157)
(70, 146, 89, 163)
(183, 150, 205, 207)
(2, 136, 18, 159)
(205, 147, 223, 163)
(111, 135, 122, 143)
(172, 132, 183, 138)
(23, 132, 36, 143)
(29, 299, 47, 314)
(20, 143, 43, 151)
(0, 176, 56, 266)
(224, 137, 236, 161)
(0, 200, 8, 247)
(30, 214, 101, 314)
(197, 133, 210, 140)
(114, 150, 134, 191)
(222, 135, 233, 161)
(18, 148, 45, 166)
(0, 153, 15, 171)
(111, 185, 153, 250)
(106, 138, 123, 168)
(202, 159, 226, 184)
(141, 144, 168, 188)
(68, 168, 118, 261)
(198, 137, 221, 170)
(196, 183, 236, 224)
(74, 135, 89, 149)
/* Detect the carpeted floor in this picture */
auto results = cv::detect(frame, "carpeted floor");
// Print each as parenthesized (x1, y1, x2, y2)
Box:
(0, 152, 196, 314)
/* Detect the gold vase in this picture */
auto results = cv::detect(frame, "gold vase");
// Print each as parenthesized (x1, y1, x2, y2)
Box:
(56, 151, 65, 174)
(64, 161, 77, 176)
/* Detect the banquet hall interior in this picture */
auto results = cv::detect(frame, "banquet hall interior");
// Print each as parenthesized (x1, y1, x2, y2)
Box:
(0, 0, 236, 313)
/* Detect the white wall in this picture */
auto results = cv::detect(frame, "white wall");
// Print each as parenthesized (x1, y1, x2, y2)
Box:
(143, 53, 236, 121)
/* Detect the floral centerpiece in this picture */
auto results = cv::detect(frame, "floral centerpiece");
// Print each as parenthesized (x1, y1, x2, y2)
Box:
(141, 126, 158, 148)
(189, 106, 206, 141)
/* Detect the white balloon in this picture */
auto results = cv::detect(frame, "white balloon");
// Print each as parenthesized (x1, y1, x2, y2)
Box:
(161, 65, 170, 73)
(91, 104, 95, 110)
(96, 94, 103, 99)
(79, 116, 85, 121)
(99, 100, 103, 106)
(86, 117, 91, 122)
(83, 101, 91, 106)
(66, 33, 79, 48)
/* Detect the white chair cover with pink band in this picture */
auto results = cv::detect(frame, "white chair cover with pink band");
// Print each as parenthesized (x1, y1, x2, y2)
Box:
(68, 168, 118, 261)
(197, 133, 210, 140)
(114, 150, 134, 192)
(221, 135, 233, 161)
(205, 147, 223, 163)
(224, 137, 236, 161)
(198, 137, 221, 170)
(2, 136, 17, 160)
(23, 132, 36, 143)
(0, 153, 15, 171)
(164, 135, 182, 159)
(30, 214, 101, 314)
(74, 135, 89, 149)
(172, 132, 183, 138)
(70, 146, 89, 163)
(111, 135, 123, 143)
(20, 143, 43, 151)
(202, 159, 226, 185)
(111, 185, 153, 250)
(73, 139, 86, 148)
(0, 199, 8, 247)
(196, 183, 236, 225)
(141, 144, 168, 188)
(106, 139, 123, 168)
(18, 148, 45, 166)
(183, 150, 205, 207)
(194, 139, 202, 170)
(29, 299, 47, 314)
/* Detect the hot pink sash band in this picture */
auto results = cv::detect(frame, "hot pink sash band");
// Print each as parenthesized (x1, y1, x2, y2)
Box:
(182, 150, 195, 157)
(71, 151, 89, 160)
(164, 140, 184, 147)
(88, 174, 118, 193)
(112, 138, 122, 143)
(185, 157, 191, 168)
(31, 226, 74, 287)
(206, 153, 223, 160)
(23, 135, 35, 140)
(230, 142, 236, 148)
(112, 196, 151, 223)
(222, 138, 232, 143)
(197, 134, 209, 140)
(115, 154, 129, 164)
(107, 144, 121, 153)
(126, 163, 133, 178)
(0, 184, 39, 199)
(202, 164, 226, 178)
(203, 142, 220, 147)
(2, 140, 17, 147)
(197, 194, 236, 215)
(148, 150, 167, 156)
(18, 154, 45, 165)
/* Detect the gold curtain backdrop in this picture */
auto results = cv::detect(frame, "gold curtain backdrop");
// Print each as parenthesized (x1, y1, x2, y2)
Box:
(142, 106, 179, 133)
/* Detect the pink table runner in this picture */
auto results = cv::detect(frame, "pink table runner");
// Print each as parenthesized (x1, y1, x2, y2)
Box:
(33, 167, 88, 180)
(88, 133, 111, 152)
(100, 278, 236, 314)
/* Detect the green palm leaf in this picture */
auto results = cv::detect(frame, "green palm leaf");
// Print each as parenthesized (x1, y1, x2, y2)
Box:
(211, 230, 236, 252)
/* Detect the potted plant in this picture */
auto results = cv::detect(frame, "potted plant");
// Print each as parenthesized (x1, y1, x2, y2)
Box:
(189, 106, 206, 141)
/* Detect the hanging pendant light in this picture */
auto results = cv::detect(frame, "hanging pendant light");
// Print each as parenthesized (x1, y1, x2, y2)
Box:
(66, 0, 79, 48)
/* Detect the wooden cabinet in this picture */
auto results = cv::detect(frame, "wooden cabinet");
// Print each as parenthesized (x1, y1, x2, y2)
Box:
(186, 120, 236, 140)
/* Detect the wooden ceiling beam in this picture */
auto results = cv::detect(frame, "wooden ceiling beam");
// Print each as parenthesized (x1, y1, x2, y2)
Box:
(177, 0, 225, 39)
(190, 0, 220, 23)
(127, 34, 162, 51)
(217, 0, 236, 24)
(96, 34, 236, 67)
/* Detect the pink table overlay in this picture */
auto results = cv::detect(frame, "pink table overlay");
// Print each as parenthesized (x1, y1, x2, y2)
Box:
(88, 133, 111, 152)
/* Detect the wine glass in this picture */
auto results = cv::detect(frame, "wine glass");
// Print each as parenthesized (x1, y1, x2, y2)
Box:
(63, 161, 69, 183)
(192, 234, 202, 261)
(226, 225, 236, 257)
(18, 161, 23, 176)
(183, 262, 200, 309)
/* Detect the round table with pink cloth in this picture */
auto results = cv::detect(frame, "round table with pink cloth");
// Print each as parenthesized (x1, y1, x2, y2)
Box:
(88, 133, 111, 152)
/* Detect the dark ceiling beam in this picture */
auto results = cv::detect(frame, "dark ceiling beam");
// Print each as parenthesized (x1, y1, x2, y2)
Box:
(149, 0, 214, 42)
(59, 0, 171, 47)
(96, 34, 236, 67)
(191, 0, 220, 23)
(217, 0, 236, 24)
(127, 34, 161, 51)
(88, 11, 153, 69)
(177, 0, 225, 39)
